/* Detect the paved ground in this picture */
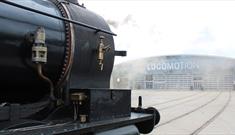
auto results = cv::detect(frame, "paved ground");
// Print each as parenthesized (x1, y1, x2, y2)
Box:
(131, 90, 235, 135)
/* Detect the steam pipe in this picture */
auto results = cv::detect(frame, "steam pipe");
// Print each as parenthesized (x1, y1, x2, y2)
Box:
(36, 63, 55, 100)
(0, 0, 117, 36)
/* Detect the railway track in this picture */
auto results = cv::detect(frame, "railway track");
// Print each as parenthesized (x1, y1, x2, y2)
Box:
(189, 90, 231, 135)
(155, 91, 222, 128)
(148, 92, 201, 107)
(158, 92, 209, 111)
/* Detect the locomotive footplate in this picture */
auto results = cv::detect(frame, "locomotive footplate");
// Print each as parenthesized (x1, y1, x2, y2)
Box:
(0, 112, 156, 135)
(0, 89, 160, 135)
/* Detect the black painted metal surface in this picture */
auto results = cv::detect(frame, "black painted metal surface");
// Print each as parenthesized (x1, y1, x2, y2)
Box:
(0, 0, 116, 36)
(0, 0, 66, 102)
(95, 125, 139, 135)
(0, 0, 115, 103)
(0, 112, 153, 135)
(70, 89, 131, 122)
(66, 3, 115, 89)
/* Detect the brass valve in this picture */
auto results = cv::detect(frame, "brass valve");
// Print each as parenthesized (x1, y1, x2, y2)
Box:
(71, 92, 87, 105)
(97, 36, 110, 71)
(71, 92, 87, 121)
(32, 27, 47, 63)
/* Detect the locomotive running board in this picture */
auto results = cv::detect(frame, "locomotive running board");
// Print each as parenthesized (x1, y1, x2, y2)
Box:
(0, 112, 155, 135)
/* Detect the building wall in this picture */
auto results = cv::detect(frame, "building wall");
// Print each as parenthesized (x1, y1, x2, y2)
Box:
(111, 55, 235, 90)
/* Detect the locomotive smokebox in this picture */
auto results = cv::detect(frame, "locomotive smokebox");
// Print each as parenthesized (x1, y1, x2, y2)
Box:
(0, 0, 115, 103)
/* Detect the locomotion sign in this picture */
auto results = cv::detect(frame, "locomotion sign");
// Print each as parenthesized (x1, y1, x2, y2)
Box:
(146, 61, 199, 71)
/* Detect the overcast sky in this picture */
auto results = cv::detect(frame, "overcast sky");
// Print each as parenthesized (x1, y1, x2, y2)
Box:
(79, 0, 235, 64)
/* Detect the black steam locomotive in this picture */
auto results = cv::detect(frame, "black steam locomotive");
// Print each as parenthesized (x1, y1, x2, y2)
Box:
(0, 0, 160, 134)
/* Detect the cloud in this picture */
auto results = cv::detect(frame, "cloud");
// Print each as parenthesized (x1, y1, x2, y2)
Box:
(80, 0, 235, 64)
(193, 27, 214, 45)
(122, 15, 132, 24)
(106, 19, 119, 28)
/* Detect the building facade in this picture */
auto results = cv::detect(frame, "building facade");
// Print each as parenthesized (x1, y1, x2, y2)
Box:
(111, 55, 235, 90)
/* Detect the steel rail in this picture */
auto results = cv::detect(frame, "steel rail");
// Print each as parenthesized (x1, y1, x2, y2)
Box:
(148, 92, 200, 107)
(158, 92, 208, 111)
(155, 91, 222, 128)
(190, 90, 232, 135)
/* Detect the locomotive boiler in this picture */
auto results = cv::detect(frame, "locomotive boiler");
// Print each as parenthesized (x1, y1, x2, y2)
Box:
(0, 0, 160, 134)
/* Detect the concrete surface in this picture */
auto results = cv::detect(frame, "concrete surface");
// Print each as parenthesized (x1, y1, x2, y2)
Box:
(131, 90, 235, 135)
